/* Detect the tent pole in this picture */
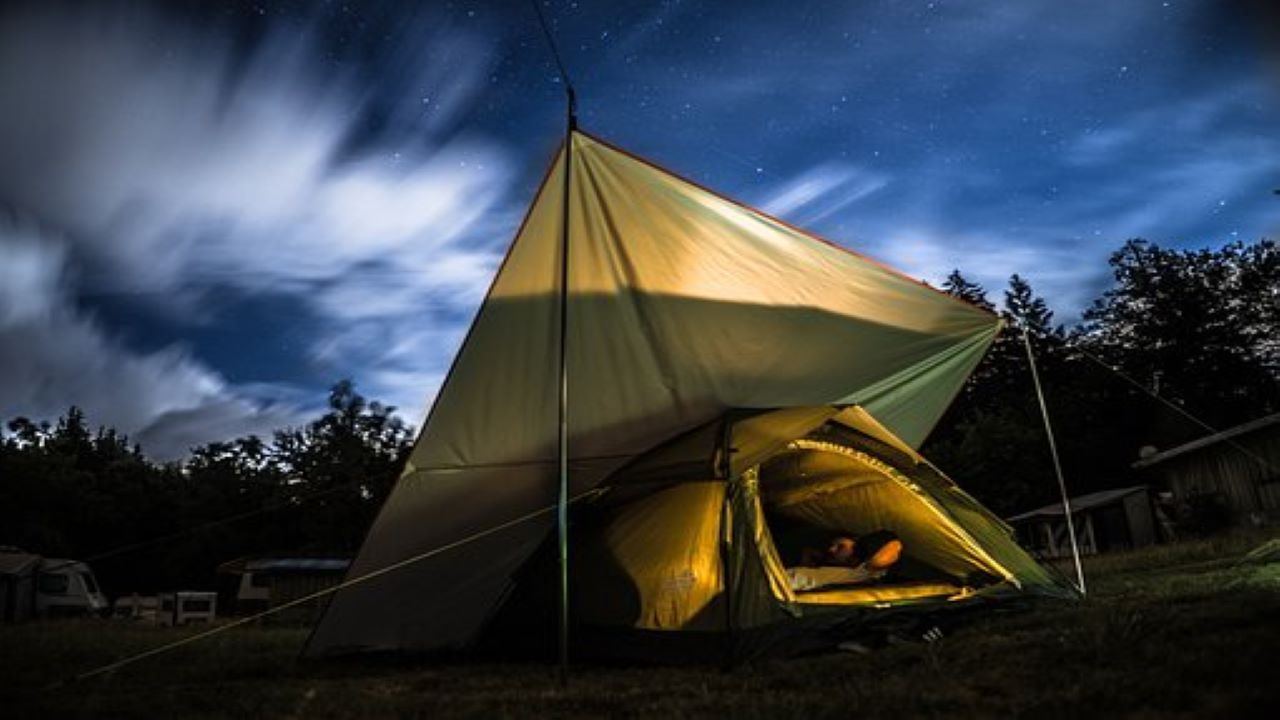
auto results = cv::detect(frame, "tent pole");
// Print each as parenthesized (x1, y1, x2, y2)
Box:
(528, 0, 578, 679)
(718, 416, 735, 668)
(555, 88, 577, 680)
(1021, 324, 1087, 595)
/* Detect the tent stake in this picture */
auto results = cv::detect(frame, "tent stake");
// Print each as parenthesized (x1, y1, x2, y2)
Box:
(1021, 324, 1087, 595)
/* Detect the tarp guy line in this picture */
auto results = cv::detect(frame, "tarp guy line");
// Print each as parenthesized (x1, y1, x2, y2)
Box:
(48, 488, 606, 690)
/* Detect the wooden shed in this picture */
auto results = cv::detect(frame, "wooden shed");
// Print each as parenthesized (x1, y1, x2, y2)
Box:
(1008, 486, 1160, 558)
(1132, 412, 1280, 524)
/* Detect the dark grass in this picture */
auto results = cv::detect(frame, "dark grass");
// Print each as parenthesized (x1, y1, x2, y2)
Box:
(3, 531, 1278, 718)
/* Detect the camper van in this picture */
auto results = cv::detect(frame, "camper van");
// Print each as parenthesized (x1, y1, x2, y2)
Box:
(1, 549, 110, 621)
(36, 558, 109, 617)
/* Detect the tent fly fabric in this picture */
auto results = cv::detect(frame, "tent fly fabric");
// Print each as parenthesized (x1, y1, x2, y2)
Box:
(305, 131, 1077, 662)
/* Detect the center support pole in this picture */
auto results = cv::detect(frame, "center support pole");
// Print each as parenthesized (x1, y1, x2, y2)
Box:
(1020, 323, 1087, 595)
(556, 87, 577, 681)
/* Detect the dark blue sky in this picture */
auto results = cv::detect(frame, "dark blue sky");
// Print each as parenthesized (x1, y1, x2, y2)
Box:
(1, 0, 1277, 458)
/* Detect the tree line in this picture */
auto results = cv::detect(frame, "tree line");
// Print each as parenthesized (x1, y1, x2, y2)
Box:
(924, 238, 1278, 516)
(1, 237, 1276, 596)
(0, 381, 412, 593)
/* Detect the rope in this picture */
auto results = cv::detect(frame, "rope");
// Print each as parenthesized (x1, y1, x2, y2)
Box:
(41, 451, 643, 575)
(1073, 346, 1280, 477)
(37, 476, 380, 576)
(529, 0, 576, 112)
(47, 487, 605, 690)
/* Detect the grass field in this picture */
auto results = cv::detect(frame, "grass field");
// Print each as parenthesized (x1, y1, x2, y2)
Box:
(3, 530, 1278, 718)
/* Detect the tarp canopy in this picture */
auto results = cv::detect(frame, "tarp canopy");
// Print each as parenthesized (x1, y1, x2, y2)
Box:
(306, 131, 1004, 657)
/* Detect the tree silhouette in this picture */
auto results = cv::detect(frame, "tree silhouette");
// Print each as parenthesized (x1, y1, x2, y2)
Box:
(942, 269, 995, 312)
(1, 381, 412, 595)
(1079, 239, 1279, 427)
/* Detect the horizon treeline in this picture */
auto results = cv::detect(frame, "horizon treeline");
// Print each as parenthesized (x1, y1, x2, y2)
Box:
(1, 381, 413, 593)
(2, 237, 1276, 595)
(926, 237, 1278, 515)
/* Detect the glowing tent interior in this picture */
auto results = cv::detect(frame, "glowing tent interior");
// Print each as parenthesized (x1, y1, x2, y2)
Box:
(303, 131, 1076, 662)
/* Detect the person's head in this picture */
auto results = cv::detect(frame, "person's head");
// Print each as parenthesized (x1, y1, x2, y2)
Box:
(826, 535, 857, 564)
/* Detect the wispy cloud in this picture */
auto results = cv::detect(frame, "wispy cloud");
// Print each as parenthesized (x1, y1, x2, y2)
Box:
(1066, 83, 1257, 168)
(770, 85, 1278, 320)
(1068, 126, 1142, 167)
(866, 227, 1106, 319)
(0, 218, 302, 459)
(0, 3, 521, 450)
(2, 0, 1278, 454)
(760, 163, 889, 226)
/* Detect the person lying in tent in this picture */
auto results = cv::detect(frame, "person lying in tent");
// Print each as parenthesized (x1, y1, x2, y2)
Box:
(787, 531, 904, 591)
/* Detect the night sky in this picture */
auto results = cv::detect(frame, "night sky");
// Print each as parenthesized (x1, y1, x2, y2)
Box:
(1, 0, 1277, 459)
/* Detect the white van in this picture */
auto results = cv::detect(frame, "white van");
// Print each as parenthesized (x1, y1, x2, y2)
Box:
(36, 558, 109, 617)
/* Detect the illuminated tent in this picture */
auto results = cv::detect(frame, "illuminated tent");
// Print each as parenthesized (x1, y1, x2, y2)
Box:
(305, 131, 1075, 661)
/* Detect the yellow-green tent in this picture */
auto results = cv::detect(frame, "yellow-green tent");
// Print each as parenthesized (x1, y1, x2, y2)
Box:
(305, 131, 1075, 661)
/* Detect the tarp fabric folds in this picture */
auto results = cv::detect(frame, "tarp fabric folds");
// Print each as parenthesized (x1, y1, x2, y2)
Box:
(307, 131, 1005, 657)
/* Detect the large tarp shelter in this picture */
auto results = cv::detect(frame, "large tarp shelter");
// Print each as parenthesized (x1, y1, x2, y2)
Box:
(305, 131, 1074, 660)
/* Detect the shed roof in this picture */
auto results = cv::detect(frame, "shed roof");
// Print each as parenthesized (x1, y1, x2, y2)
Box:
(1007, 485, 1148, 522)
(247, 558, 350, 573)
(219, 556, 351, 575)
(1132, 412, 1280, 469)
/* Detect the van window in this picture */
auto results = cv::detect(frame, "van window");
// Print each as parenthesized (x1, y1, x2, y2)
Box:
(39, 573, 70, 595)
(79, 571, 99, 594)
